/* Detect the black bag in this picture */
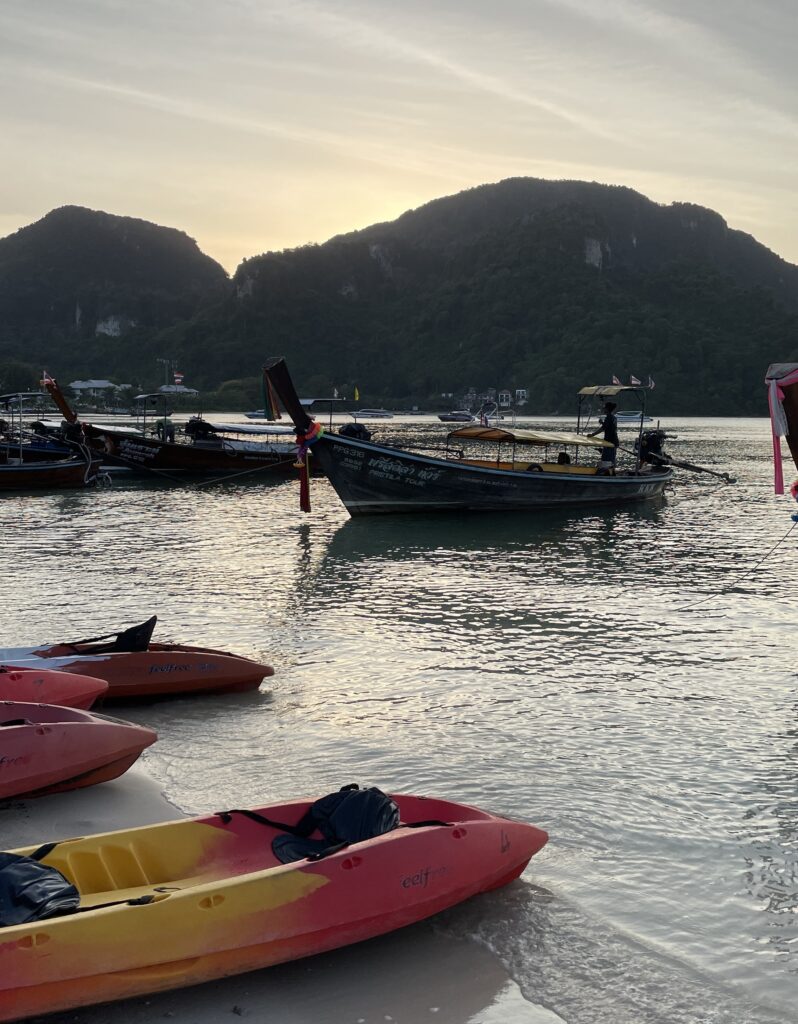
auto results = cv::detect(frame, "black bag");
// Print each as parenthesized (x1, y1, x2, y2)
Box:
(0, 848, 80, 927)
(272, 785, 399, 864)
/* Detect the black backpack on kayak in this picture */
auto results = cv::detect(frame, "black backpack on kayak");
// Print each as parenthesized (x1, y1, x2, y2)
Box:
(0, 846, 80, 927)
(273, 784, 400, 863)
(217, 784, 401, 864)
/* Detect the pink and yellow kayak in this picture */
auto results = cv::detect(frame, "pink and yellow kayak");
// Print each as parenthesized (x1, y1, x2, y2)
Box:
(0, 665, 108, 709)
(0, 701, 156, 800)
(0, 794, 547, 1021)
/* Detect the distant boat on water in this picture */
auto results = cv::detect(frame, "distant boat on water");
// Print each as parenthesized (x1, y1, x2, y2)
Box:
(616, 411, 653, 424)
(351, 409, 394, 420)
(438, 410, 476, 423)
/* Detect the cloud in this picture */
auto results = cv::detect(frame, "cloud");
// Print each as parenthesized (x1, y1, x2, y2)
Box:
(256, 0, 623, 141)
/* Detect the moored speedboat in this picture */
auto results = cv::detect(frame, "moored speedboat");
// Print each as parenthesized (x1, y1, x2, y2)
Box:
(615, 411, 652, 424)
(0, 787, 547, 1020)
(0, 666, 107, 709)
(0, 701, 156, 800)
(438, 410, 475, 423)
(351, 408, 394, 419)
(0, 616, 273, 700)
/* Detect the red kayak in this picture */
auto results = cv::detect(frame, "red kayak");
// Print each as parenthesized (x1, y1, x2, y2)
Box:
(0, 666, 107, 709)
(0, 787, 548, 1020)
(0, 617, 273, 700)
(0, 702, 157, 799)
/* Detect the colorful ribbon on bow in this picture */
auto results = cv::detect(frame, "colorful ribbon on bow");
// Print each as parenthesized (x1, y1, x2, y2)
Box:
(294, 422, 324, 512)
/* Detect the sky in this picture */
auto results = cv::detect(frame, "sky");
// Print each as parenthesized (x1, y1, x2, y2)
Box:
(2, 0, 797, 273)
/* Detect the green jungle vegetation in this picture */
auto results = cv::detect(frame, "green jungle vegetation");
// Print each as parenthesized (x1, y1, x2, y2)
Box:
(1, 180, 797, 415)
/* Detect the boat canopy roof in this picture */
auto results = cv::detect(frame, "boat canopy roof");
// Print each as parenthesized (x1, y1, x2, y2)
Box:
(448, 425, 612, 448)
(765, 363, 798, 381)
(577, 385, 649, 397)
(0, 392, 48, 405)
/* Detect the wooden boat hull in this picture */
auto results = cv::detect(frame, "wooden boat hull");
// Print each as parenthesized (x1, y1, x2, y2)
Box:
(0, 456, 100, 491)
(310, 433, 672, 516)
(0, 702, 156, 800)
(0, 643, 273, 700)
(0, 667, 108, 709)
(0, 794, 547, 1020)
(82, 424, 297, 476)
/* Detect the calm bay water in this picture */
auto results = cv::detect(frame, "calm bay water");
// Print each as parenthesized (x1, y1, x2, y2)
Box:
(2, 415, 797, 1023)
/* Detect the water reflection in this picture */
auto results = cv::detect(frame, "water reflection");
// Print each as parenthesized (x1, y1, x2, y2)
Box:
(2, 416, 798, 1020)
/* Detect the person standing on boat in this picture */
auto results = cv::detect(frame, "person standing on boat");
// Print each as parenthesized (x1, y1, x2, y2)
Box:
(589, 401, 619, 467)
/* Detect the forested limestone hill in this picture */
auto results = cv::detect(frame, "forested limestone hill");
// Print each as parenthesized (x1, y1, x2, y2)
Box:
(1, 181, 796, 414)
(0, 206, 228, 385)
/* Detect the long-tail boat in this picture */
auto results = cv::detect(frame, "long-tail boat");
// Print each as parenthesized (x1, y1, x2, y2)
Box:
(0, 454, 101, 491)
(263, 357, 673, 516)
(40, 375, 298, 480)
(1, 391, 101, 490)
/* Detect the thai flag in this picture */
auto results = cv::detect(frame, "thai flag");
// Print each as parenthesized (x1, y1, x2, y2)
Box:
(173, 371, 184, 385)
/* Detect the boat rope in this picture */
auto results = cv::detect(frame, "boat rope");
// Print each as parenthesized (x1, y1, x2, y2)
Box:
(672, 518, 798, 612)
(192, 457, 297, 489)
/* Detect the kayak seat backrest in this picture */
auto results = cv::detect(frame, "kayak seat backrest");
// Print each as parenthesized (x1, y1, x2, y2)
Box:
(272, 786, 400, 865)
(71, 616, 157, 655)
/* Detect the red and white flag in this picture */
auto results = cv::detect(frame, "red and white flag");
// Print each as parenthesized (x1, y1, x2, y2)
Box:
(611, 375, 622, 385)
(630, 375, 641, 385)
(173, 371, 184, 385)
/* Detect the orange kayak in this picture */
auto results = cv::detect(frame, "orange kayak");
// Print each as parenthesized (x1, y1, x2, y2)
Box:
(0, 701, 156, 799)
(0, 789, 547, 1021)
(0, 617, 273, 700)
(0, 666, 107, 709)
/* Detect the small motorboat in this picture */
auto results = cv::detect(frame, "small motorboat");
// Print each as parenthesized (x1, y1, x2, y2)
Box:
(0, 617, 273, 700)
(615, 411, 652, 424)
(350, 408, 394, 419)
(0, 701, 156, 800)
(0, 786, 548, 1020)
(438, 410, 476, 423)
(0, 666, 107, 709)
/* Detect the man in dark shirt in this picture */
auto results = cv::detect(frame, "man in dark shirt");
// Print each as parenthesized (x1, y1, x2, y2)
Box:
(589, 401, 619, 466)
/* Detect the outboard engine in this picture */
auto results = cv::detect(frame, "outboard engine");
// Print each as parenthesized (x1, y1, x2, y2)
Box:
(636, 428, 670, 464)
(184, 417, 215, 441)
(338, 422, 372, 442)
